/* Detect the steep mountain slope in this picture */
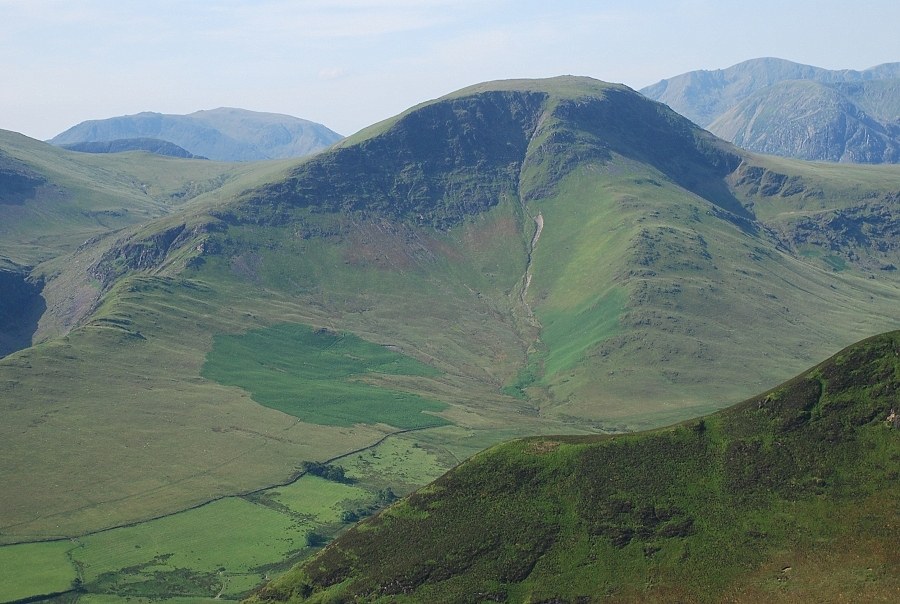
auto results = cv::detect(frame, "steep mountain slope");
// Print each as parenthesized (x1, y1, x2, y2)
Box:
(641, 58, 900, 163)
(49, 107, 343, 161)
(61, 137, 205, 159)
(2, 75, 899, 559)
(256, 331, 900, 603)
(640, 57, 900, 127)
(708, 79, 900, 163)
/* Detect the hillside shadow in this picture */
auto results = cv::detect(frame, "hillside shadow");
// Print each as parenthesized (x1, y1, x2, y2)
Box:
(556, 89, 759, 235)
(1, 151, 46, 205)
(0, 271, 46, 358)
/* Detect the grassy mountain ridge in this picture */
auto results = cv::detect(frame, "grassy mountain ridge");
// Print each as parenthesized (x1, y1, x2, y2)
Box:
(61, 137, 205, 158)
(0, 128, 303, 352)
(0, 128, 267, 269)
(2, 77, 900, 598)
(255, 330, 900, 603)
(49, 107, 343, 162)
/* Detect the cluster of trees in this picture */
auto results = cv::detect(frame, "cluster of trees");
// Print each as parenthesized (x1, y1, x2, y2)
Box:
(301, 461, 353, 483)
(339, 488, 398, 524)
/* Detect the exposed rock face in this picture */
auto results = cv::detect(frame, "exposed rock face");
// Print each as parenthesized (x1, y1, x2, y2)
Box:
(708, 80, 900, 163)
(88, 222, 225, 287)
(641, 58, 900, 163)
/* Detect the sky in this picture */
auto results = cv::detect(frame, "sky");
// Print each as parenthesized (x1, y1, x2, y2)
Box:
(3, 0, 899, 141)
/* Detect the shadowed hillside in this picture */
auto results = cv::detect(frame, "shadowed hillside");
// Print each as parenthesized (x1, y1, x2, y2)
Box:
(61, 137, 206, 159)
(0, 270, 44, 357)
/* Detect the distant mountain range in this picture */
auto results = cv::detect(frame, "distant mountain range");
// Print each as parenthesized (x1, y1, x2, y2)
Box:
(642, 58, 900, 163)
(49, 107, 343, 161)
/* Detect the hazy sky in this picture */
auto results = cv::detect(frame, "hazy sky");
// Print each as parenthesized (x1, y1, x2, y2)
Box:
(3, 0, 899, 140)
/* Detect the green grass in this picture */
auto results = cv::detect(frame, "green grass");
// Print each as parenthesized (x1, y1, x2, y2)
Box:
(202, 323, 448, 429)
(258, 331, 900, 603)
(0, 129, 268, 267)
(0, 541, 78, 601)
(265, 475, 372, 524)
(63, 475, 377, 600)
(75, 596, 219, 604)
(0, 196, 564, 544)
(0, 276, 396, 544)
(340, 435, 454, 494)
(74, 498, 299, 598)
(517, 156, 900, 427)
(538, 287, 627, 381)
(0, 436, 469, 602)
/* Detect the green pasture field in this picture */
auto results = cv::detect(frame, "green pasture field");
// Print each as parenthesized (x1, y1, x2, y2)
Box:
(0, 277, 393, 543)
(0, 433, 470, 602)
(340, 433, 453, 494)
(0, 420, 562, 602)
(0, 474, 378, 601)
(0, 541, 77, 602)
(263, 476, 372, 524)
(201, 323, 448, 429)
(73, 497, 304, 598)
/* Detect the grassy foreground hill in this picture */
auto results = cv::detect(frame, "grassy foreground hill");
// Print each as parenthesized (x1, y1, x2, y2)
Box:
(254, 330, 900, 603)
(2, 76, 900, 599)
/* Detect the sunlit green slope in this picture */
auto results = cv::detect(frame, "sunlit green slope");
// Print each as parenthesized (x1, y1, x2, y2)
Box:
(0, 128, 261, 268)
